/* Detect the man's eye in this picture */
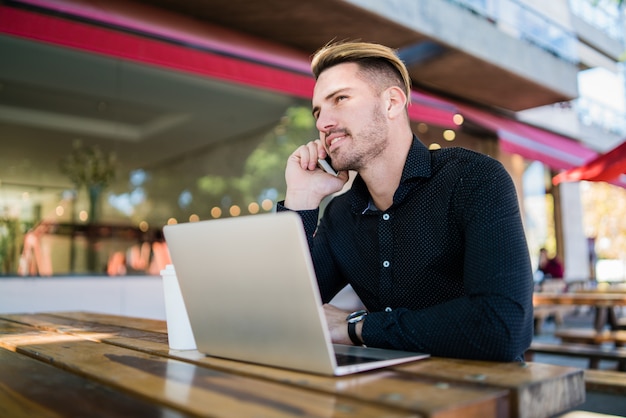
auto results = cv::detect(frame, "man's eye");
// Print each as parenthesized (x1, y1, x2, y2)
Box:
(336, 95, 347, 102)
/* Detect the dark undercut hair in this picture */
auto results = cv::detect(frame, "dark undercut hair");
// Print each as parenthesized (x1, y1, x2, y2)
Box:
(311, 41, 411, 107)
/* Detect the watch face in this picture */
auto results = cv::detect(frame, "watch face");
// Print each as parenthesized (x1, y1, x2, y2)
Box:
(347, 310, 368, 323)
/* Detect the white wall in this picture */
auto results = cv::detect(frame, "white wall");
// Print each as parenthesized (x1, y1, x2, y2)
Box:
(0, 276, 166, 319)
(0, 276, 364, 320)
(560, 182, 591, 281)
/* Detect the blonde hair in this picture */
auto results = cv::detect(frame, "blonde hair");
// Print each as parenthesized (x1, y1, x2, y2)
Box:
(311, 41, 411, 106)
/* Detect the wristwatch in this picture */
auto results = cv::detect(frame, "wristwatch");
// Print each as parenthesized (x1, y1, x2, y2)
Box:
(346, 309, 368, 346)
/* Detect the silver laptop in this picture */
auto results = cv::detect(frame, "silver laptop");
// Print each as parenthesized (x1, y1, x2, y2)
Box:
(163, 211, 429, 376)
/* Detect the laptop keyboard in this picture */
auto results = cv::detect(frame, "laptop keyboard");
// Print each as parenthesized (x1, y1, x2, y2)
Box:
(335, 352, 381, 366)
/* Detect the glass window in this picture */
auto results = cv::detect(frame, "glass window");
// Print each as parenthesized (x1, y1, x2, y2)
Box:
(0, 36, 317, 276)
(522, 160, 556, 272)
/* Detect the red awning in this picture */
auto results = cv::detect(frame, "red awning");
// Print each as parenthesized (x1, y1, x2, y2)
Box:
(457, 105, 596, 171)
(553, 140, 626, 186)
(409, 92, 459, 129)
(0, 3, 460, 129)
(1, 1, 617, 180)
(458, 105, 626, 188)
(0, 5, 316, 98)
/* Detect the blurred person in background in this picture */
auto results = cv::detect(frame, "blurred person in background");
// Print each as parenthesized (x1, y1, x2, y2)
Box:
(538, 247, 564, 280)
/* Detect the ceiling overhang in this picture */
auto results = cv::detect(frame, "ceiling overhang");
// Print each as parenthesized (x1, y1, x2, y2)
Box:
(128, 0, 578, 111)
(9, 0, 578, 111)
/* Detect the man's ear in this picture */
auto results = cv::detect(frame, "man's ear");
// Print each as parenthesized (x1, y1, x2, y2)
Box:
(384, 86, 408, 119)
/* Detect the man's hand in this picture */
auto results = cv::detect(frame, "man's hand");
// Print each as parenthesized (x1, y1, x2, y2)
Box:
(284, 139, 348, 210)
(323, 304, 363, 345)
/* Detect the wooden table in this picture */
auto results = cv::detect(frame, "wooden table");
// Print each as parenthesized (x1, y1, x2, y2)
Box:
(533, 292, 626, 331)
(579, 283, 626, 293)
(0, 312, 584, 418)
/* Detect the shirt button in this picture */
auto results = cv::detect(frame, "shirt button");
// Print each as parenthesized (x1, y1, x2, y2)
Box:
(385, 307, 392, 312)
(382, 260, 390, 268)
(382, 213, 390, 220)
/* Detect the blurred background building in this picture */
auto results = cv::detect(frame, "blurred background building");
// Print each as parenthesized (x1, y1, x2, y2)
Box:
(1, 0, 625, 282)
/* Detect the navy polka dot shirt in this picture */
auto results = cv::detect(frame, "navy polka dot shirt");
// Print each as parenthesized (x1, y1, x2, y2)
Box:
(279, 136, 534, 361)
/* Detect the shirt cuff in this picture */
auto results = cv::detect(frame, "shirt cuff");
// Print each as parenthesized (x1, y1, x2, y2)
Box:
(360, 311, 390, 349)
(276, 201, 320, 235)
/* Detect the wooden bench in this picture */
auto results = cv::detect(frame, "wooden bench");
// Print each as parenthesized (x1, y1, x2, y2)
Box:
(525, 342, 626, 371)
(534, 305, 573, 334)
(556, 370, 626, 418)
(533, 282, 573, 334)
(555, 329, 626, 347)
(584, 369, 626, 396)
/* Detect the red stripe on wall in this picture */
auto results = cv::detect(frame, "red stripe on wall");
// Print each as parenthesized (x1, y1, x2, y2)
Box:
(0, 6, 315, 99)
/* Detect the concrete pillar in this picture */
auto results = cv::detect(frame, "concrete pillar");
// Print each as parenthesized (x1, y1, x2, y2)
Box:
(558, 182, 590, 281)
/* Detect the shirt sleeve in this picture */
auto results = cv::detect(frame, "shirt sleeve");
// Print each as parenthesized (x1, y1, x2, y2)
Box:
(276, 201, 319, 243)
(276, 201, 349, 300)
(362, 159, 534, 361)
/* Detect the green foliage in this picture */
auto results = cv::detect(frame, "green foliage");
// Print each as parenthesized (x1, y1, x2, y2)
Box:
(101, 106, 316, 222)
(59, 141, 117, 189)
(287, 106, 316, 130)
(0, 217, 27, 274)
(581, 182, 626, 259)
(591, 0, 624, 6)
(196, 105, 317, 208)
(197, 175, 228, 195)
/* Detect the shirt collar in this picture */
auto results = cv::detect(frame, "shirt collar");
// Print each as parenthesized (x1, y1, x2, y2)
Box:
(350, 135, 432, 213)
(401, 135, 433, 182)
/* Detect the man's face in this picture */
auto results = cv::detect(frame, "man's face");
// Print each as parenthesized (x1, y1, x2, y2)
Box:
(312, 62, 389, 172)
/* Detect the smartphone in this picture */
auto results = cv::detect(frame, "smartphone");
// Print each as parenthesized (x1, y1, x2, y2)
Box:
(318, 155, 338, 176)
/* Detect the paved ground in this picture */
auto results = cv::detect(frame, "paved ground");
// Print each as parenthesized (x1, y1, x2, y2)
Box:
(531, 307, 626, 417)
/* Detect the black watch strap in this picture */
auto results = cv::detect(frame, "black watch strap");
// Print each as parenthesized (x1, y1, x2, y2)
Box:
(347, 321, 362, 346)
(346, 309, 368, 346)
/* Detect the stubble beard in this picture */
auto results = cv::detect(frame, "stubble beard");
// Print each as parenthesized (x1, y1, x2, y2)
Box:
(331, 103, 389, 172)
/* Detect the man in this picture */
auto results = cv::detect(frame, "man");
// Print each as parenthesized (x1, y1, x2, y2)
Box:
(278, 41, 533, 361)
(538, 248, 564, 279)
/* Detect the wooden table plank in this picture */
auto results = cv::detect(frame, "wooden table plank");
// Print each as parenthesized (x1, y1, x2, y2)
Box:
(533, 293, 626, 308)
(0, 313, 510, 418)
(584, 369, 626, 396)
(394, 357, 585, 418)
(576, 285, 626, 294)
(3, 312, 168, 347)
(0, 347, 190, 418)
(555, 329, 626, 345)
(533, 292, 626, 331)
(49, 311, 168, 333)
(5, 312, 589, 416)
(7, 314, 584, 416)
(0, 320, 418, 418)
(4, 312, 588, 417)
(180, 351, 509, 418)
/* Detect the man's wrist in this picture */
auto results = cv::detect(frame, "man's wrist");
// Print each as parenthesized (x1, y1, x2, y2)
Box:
(346, 310, 368, 346)
(284, 190, 324, 211)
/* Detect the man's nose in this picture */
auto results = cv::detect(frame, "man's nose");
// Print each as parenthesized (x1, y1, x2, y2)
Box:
(315, 111, 335, 133)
